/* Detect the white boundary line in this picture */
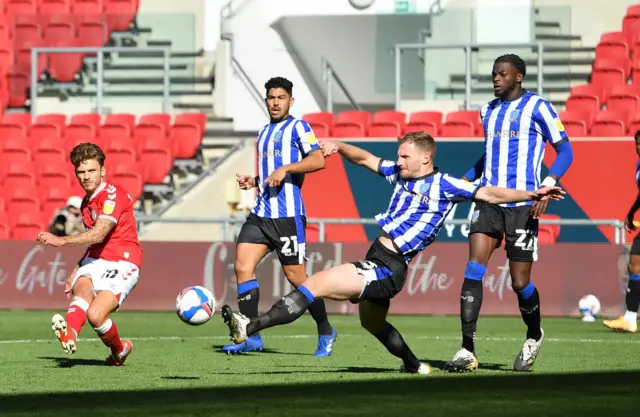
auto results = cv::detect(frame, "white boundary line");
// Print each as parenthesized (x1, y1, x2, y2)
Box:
(1, 334, 639, 345)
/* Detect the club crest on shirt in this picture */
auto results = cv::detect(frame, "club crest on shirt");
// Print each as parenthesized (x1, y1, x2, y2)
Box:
(509, 110, 520, 122)
(273, 131, 282, 143)
(91, 210, 97, 220)
(103, 200, 116, 215)
(419, 183, 431, 194)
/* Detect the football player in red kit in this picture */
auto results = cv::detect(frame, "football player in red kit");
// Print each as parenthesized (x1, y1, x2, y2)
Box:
(37, 143, 144, 366)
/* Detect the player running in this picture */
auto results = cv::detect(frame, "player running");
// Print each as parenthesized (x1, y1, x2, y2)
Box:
(37, 143, 143, 366)
(222, 76, 338, 356)
(220, 132, 565, 374)
(604, 130, 640, 333)
(444, 54, 574, 373)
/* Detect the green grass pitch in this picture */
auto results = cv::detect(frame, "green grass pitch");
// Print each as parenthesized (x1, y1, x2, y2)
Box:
(1, 310, 639, 416)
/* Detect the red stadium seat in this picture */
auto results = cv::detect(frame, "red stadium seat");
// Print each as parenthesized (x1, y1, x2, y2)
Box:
(591, 65, 628, 104)
(1, 138, 32, 163)
(34, 137, 67, 165)
(0, 122, 28, 139)
(104, 0, 137, 32)
(30, 122, 62, 140)
(0, 219, 9, 240)
(139, 113, 170, 135)
(368, 122, 401, 137)
(440, 122, 475, 137)
(566, 85, 601, 124)
(445, 110, 480, 124)
(306, 121, 330, 138)
(372, 110, 406, 126)
(69, 113, 102, 131)
(174, 112, 207, 135)
(595, 38, 629, 62)
(408, 111, 443, 127)
(11, 212, 45, 240)
(559, 110, 590, 136)
(605, 84, 640, 123)
(303, 111, 334, 128)
(332, 122, 365, 138)
(623, 13, 640, 48)
(168, 124, 201, 159)
(104, 113, 136, 132)
(40, 0, 71, 15)
(6, 186, 41, 215)
(2, 161, 36, 188)
(403, 121, 439, 135)
(38, 163, 73, 189)
(590, 110, 626, 136)
(140, 139, 173, 184)
(111, 171, 143, 202)
(336, 111, 371, 129)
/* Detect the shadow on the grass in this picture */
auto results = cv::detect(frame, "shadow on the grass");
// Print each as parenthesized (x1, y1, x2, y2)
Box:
(37, 357, 105, 368)
(1, 371, 640, 416)
(211, 344, 310, 356)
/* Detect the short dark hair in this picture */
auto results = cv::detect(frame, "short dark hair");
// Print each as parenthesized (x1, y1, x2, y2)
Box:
(70, 143, 106, 168)
(494, 54, 526, 77)
(398, 131, 436, 158)
(635, 130, 640, 141)
(265, 77, 293, 96)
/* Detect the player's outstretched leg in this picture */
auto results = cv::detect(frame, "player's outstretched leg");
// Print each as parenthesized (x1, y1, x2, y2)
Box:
(51, 277, 93, 355)
(359, 301, 430, 375)
(604, 269, 640, 333)
(87, 292, 133, 366)
(221, 263, 362, 352)
(444, 261, 486, 373)
(283, 264, 337, 357)
(511, 261, 544, 372)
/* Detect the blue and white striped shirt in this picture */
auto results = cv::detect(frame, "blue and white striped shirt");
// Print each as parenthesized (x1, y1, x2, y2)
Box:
(480, 91, 568, 208)
(376, 160, 480, 263)
(252, 117, 321, 218)
(636, 161, 640, 190)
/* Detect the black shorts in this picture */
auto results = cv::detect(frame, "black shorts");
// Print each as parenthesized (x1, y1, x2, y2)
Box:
(236, 213, 307, 266)
(350, 239, 408, 308)
(631, 233, 640, 256)
(469, 201, 539, 262)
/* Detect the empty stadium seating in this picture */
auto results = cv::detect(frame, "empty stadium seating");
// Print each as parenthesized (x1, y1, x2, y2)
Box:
(303, 110, 483, 138)
(560, 3, 640, 136)
(0, 111, 208, 239)
(0, 0, 141, 110)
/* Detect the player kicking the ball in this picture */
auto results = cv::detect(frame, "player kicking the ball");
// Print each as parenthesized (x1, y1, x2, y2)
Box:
(220, 132, 565, 374)
(37, 143, 143, 366)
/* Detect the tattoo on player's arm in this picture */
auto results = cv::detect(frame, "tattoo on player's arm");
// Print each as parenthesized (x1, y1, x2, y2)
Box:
(61, 219, 116, 246)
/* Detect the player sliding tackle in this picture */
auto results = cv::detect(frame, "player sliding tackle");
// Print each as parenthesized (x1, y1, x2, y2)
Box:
(220, 131, 565, 374)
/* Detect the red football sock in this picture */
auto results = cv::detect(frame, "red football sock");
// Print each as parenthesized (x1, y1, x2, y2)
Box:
(66, 298, 89, 338)
(93, 319, 124, 355)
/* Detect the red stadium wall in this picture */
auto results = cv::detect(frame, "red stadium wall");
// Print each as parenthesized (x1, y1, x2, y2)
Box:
(0, 241, 628, 317)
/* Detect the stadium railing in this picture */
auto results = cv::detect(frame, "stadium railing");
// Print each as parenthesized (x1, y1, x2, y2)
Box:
(134, 216, 627, 245)
(29, 46, 172, 118)
(391, 42, 546, 110)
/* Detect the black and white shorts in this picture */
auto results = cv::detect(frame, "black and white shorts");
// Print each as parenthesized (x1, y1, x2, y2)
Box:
(469, 201, 539, 262)
(236, 213, 306, 266)
(350, 239, 408, 308)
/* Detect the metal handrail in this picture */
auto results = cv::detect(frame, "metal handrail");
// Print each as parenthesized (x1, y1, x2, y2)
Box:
(230, 57, 268, 117)
(135, 216, 627, 245)
(30, 46, 171, 119)
(393, 42, 544, 110)
(321, 56, 362, 113)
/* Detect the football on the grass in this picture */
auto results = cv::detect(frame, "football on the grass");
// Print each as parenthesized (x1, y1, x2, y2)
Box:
(176, 286, 216, 325)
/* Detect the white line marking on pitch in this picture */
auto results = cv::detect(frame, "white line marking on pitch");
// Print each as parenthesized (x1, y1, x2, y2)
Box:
(1, 334, 639, 345)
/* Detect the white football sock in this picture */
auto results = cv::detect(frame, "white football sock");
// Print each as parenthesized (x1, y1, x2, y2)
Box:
(623, 310, 637, 324)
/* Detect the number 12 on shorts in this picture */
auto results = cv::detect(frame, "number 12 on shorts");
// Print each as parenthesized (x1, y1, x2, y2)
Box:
(280, 236, 299, 254)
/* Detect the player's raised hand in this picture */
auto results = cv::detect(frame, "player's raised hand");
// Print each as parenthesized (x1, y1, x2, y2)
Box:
(319, 139, 339, 157)
(36, 231, 65, 247)
(625, 216, 637, 232)
(236, 173, 255, 190)
(263, 166, 287, 187)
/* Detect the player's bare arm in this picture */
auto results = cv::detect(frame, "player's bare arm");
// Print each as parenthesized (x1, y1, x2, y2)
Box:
(263, 149, 325, 187)
(475, 185, 565, 205)
(37, 218, 115, 247)
(626, 194, 640, 231)
(323, 140, 381, 174)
